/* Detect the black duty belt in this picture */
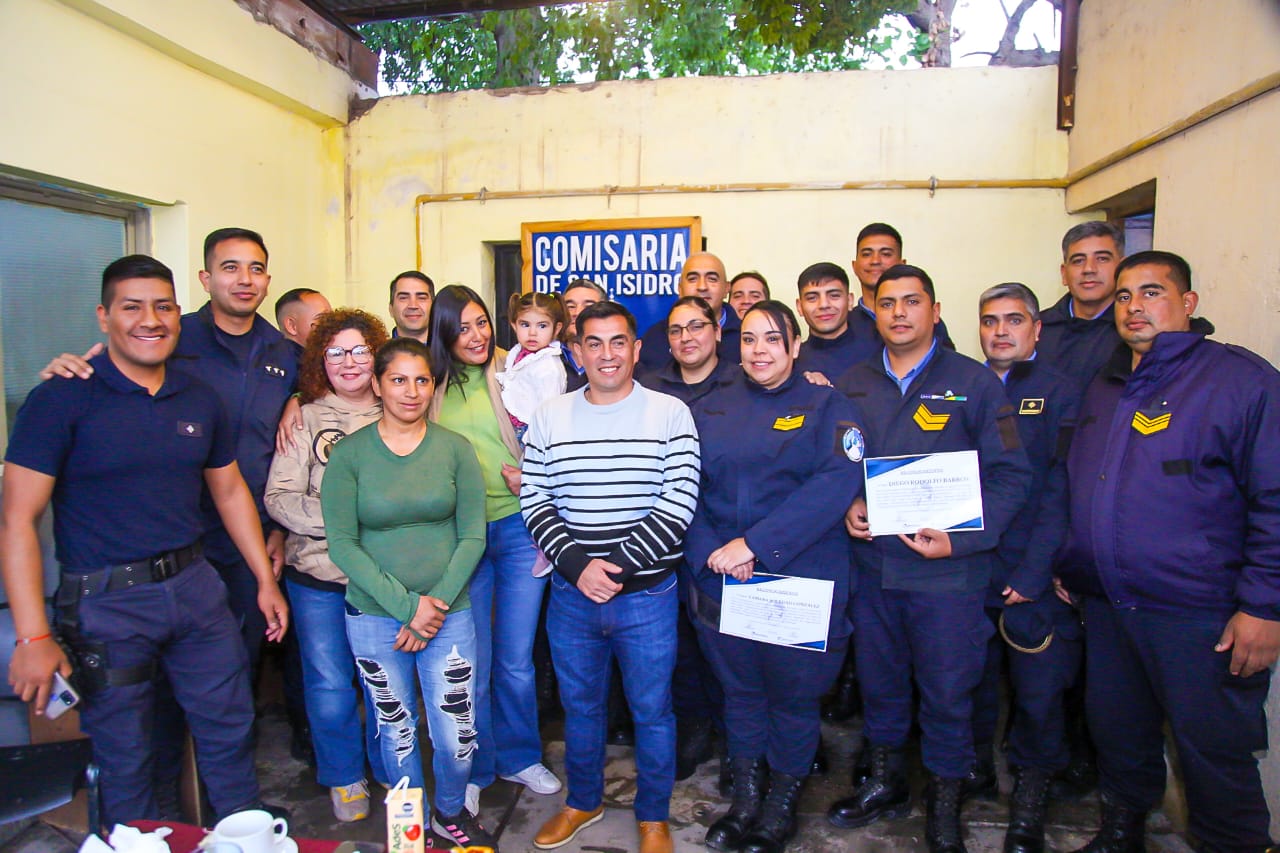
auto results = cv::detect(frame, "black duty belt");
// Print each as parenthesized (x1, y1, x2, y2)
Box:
(60, 542, 203, 600)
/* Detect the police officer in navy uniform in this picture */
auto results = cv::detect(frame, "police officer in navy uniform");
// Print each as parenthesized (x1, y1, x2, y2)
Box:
(1, 255, 289, 827)
(975, 283, 1083, 853)
(847, 224, 955, 350)
(1036, 221, 1125, 386)
(638, 252, 742, 371)
(827, 264, 1031, 853)
(686, 300, 864, 853)
(794, 261, 881, 382)
(1058, 251, 1280, 853)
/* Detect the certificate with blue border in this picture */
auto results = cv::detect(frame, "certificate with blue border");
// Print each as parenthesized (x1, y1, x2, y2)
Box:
(719, 573, 833, 652)
(864, 450, 984, 536)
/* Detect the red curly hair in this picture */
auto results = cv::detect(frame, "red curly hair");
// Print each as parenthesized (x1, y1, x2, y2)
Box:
(298, 308, 390, 404)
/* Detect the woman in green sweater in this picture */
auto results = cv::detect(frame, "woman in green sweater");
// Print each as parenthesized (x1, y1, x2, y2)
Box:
(427, 286, 563, 804)
(321, 337, 497, 851)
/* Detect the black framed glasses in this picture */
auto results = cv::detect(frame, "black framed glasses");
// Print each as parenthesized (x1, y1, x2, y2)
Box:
(323, 344, 373, 364)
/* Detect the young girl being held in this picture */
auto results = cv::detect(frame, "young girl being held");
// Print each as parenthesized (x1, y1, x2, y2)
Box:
(497, 292, 567, 444)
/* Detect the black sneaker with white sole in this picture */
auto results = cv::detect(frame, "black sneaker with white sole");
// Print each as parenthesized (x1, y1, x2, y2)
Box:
(432, 809, 499, 852)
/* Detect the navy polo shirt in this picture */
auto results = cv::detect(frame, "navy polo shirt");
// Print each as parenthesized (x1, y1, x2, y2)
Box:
(5, 352, 235, 570)
(173, 304, 297, 563)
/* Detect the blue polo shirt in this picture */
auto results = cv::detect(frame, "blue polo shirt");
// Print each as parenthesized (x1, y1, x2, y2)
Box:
(5, 352, 235, 570)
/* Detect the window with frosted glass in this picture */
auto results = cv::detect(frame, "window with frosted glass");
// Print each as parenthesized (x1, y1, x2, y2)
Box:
(0, 198, 127, 452)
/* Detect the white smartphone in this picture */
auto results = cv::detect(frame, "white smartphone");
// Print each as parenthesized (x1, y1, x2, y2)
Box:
(45, 671, 80, 719)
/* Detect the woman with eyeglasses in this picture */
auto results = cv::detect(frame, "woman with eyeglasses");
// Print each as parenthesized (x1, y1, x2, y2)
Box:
(633, 296, 738, 786)
(265, 308, 388, 822)
(686, 301, 865, 853)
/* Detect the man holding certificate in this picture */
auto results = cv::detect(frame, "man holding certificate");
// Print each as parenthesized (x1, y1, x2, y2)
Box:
(684, 301, 864, 853)
(827, 265, 1031, 853)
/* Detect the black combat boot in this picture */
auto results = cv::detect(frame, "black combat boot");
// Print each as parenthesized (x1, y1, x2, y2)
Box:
(850, 742, 873, 788)
(1071, 792, 1146, 853)
(827, 745, 912, 829)
(821, 650, 861, 722)
(809, 735, 829, 776)
(706, 757, 767, 851)
(717, 739, 734, 798)
(962, 743, 998, 802)
(675, 715, 714, 780)
(925, 774, 968, 853)
(1004, 766, 1051, 853)
(740, 771, 804, 853)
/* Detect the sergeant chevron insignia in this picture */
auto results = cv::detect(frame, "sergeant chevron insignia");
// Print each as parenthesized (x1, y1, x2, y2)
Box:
(913, 403, 950, 431)
(1131, 410, 1172, 435)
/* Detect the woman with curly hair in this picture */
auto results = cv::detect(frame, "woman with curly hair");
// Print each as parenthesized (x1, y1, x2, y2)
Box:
(265, 308, 389, 822)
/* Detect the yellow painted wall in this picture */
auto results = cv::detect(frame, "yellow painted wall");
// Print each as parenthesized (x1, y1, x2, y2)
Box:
(1068, 0, 1280, 364)
(0, 0, 350, 312)
(347, 68, 1087, 358)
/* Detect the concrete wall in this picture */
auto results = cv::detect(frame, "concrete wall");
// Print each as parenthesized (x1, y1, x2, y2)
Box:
(347, 67, 1085, 357)
(0, 0, 352, 310)
(1068, 0, 1280, 364)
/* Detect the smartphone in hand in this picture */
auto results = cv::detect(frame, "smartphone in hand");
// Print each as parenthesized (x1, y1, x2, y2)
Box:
(45, 671, 80, 719)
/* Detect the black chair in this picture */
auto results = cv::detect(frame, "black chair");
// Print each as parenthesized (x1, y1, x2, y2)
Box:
(0, 737, 100, 834)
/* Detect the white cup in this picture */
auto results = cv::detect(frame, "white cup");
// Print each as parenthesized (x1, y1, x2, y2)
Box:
(210, 809, 288, 853)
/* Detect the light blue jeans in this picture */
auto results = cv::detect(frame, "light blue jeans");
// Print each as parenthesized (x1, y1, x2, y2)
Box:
(469, 512, 549, 786)
(345, 604, 477, 816)
(286, 579, 385, 787)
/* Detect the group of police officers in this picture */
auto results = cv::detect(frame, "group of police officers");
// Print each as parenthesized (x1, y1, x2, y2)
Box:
(2, 219, 1278, 853)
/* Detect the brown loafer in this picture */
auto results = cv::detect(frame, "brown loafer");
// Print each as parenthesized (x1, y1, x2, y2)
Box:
(533, 805, 604, 849)
(638, 820, 673, 853)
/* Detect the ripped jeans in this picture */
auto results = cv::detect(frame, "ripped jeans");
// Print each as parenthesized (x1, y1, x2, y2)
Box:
(345, 604, 477, 816)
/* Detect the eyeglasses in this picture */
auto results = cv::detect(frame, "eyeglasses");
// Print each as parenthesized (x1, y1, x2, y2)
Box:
(323, 344, 373, 364)
(667, 319, 713, 339)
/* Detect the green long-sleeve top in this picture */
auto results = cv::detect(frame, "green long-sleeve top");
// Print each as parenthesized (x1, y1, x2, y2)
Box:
(321, 421, 486, 623)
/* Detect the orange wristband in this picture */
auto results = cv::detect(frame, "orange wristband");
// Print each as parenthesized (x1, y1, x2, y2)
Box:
(14, 633, 52, 646)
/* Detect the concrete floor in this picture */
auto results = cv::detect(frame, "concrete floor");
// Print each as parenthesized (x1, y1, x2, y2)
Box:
(2, 694, 1198, 853)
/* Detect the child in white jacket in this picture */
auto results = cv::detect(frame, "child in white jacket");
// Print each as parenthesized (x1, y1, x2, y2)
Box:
(497, 291, 567, 444)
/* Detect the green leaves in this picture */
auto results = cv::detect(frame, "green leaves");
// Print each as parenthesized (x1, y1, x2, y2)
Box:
(358, 0, 916, 94)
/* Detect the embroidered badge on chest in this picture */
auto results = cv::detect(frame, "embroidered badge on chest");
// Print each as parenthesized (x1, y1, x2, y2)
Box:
(1018, 398, 1044, 415)
(773, 415, 805, 431)
(913, 403, 949, 432)
(1131, 409, 1171, 435)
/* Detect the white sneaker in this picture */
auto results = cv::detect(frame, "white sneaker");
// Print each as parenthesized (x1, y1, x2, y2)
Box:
(501, 763, 563, 795)
(465, 783, 481, 816)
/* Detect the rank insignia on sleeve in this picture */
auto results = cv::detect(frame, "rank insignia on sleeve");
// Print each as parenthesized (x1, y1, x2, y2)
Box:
(773, 414, 805, 431)
(1018, 398, 1044, 415)
(1131, 410, 1171, 435)
(912, 404, 950, 432)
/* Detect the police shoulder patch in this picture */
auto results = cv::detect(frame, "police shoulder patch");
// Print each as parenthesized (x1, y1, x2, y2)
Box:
(841, 425, 865, 462)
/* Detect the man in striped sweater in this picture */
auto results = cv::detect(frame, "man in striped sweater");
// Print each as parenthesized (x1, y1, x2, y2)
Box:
(521, 301, 701, 853)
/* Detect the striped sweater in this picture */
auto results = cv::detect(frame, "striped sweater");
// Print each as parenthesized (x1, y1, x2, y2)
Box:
(521, 381, 700, 593)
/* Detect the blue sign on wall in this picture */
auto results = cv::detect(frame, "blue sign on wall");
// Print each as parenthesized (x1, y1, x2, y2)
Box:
(521, 217, 702, 337)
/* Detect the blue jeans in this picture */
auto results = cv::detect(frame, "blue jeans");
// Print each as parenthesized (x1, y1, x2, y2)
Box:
(345, 605, 478, 816)
(548, 571, 678, 822)
(286, 579, 386, 787)
(469, 512, 548, 786)
(67, 558, 258, 825)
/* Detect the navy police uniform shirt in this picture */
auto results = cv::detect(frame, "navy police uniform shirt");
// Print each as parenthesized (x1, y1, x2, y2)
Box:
(639, 304, 742, 371)
(5, 351, 235, 570)
(992, 359, 1080, 603)
(835, 344, 1032, 592)
(1059, 331, 1280, 620)
(796, 325, 880, 381)
(1035, 294, 1122, 386)
(848, 299, 956, 351)
(635, 356, 738, 408)
(173, 304, 297, 563)
(685, 371, 866, 639)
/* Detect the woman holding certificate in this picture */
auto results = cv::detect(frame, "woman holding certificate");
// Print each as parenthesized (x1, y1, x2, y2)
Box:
(684, 300, 865, 853)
